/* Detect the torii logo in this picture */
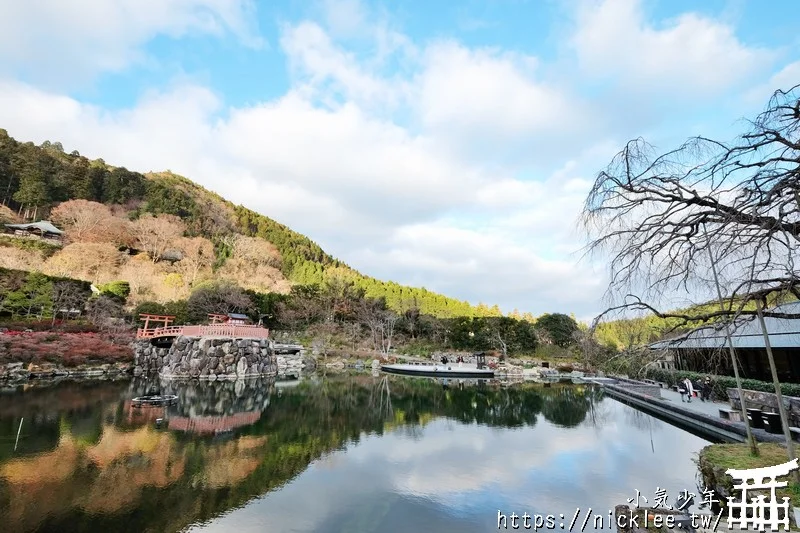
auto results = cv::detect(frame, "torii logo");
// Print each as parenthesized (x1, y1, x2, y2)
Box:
(725, 458, 799, 531)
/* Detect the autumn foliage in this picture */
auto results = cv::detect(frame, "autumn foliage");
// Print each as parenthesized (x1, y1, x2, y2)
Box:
(0, 331, 133, 367)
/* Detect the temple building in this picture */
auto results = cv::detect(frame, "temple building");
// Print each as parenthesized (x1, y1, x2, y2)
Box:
(649, 301, 800, 384)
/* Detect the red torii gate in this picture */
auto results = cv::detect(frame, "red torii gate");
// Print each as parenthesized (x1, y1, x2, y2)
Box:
(208, 313, 228, 324)
(138, 314, 176, 331)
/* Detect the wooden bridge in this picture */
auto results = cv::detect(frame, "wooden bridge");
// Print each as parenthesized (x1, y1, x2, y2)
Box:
(136, 314, 270, 340)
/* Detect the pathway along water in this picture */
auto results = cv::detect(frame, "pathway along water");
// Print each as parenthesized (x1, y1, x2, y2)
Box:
(0, 375, 715, 532)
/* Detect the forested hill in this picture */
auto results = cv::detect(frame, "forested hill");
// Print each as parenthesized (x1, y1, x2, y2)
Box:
(0, 128, 516, 318)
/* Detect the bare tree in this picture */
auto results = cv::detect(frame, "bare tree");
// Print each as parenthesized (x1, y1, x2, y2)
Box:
(229, 235, 282, 269)
(493, 330, 508, 361)
(176, 236, 213, 287)
(399, 298, 421, 340)
(50, 200, 112, 242)
(358, 298, 384, 352)
(43, 242, 121, 283)
(86, 295, 129, 343)
(51, 200, 134, 247)
(50, 281, 87, 326)
(131, 214, 186, 263)
(187, 281, 254, 320)
(582, 84, 800, 457)
(310, 322, 337, 358)
(356, 298, 398, 353)
(582, 84, 800, 325)
(381, 311, 399, 354)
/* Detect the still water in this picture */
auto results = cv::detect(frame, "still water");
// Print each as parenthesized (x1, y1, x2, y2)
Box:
(0, 374, 713, 533)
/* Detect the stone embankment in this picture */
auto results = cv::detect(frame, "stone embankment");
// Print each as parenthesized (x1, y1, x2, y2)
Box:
(0, 361, 133, 384)
(276, 353, 306, 376)
(134, 335, 277, 379)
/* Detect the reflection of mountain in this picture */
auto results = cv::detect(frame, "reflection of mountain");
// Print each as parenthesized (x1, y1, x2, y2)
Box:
(0, 375, 603, 532)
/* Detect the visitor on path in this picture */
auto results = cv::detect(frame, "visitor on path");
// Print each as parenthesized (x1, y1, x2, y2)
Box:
(678, 381, 687, 402)
(683, 378, 694, 403)
(701, 377, 712, 402)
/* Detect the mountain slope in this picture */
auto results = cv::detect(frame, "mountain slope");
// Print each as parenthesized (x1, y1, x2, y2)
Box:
(0, 129, 505, 318)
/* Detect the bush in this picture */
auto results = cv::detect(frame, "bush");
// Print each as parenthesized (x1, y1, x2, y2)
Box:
(533, 344, 573, 360)
(644, 368, 800, 400)
(556, 364, 574, 373)
(98, 280, 131, 301)
(0, 319, 98, 333)
(0, 235, 61, 258)
(0, 331, 133, 367)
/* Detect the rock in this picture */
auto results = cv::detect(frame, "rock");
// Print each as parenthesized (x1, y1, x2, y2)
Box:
(236, 357, 248, 376)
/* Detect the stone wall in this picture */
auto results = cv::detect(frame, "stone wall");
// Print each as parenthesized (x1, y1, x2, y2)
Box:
(134, 336, 277, 379)
(610, 377, 663, 398)
(727, 387, 800, 427)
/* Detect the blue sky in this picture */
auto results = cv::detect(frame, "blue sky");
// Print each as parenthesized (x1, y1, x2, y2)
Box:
(0, 0, 798, 321)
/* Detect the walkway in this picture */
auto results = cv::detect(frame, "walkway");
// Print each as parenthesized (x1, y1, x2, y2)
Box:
(596, 379, 787, 443)
(658, 388, 731, 418)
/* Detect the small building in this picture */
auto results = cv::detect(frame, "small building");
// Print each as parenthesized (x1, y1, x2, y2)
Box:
(208, 313, 253, 325)
(649, 301, 800, 383)
(4, 220, 64, 242)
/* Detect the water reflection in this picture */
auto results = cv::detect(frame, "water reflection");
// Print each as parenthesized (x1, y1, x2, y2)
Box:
(0, 375, 711, 533)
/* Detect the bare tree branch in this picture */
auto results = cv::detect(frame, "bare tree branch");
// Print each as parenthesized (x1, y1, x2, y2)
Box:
(582, 84, 800, 325)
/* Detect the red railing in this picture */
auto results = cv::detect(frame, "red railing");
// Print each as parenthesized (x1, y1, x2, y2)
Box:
(168, 411, 262, 434)
(136, 324, 270, 339)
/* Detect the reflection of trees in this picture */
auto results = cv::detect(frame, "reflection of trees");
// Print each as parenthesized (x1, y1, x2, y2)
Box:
(541, 386, 596, 428)
(0, 376, 599, 532)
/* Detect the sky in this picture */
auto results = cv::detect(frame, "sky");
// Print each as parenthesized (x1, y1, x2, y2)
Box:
(0, 0, 798, 323)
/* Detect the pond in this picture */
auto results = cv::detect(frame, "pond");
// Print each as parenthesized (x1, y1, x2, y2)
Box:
(0, 374, 714, 532)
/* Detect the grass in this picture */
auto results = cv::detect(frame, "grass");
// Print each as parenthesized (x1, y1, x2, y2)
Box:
(700, 443, 800, 506)
(0, 234, 62, 258)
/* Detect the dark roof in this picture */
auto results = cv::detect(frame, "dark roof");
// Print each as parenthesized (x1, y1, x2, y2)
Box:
(5, 220, 63, 235)
(649, 301, 800, 350)
(228, 313, 250, 319)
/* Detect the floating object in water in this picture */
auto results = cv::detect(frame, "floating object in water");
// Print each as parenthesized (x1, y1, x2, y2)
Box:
(380, 363, 494, 378)
(131, 395, 178, 406)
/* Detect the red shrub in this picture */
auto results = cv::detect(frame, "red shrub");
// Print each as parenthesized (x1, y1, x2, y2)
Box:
(0, 331, 133, 367)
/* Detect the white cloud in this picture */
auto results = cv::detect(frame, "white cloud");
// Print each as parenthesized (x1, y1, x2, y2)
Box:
(412, 41, 599, 166)
(0, 0, 264, 86)
(0, 0, 790, 320)
(742, 61, 800, 108)
(571, 0, 774, 97)
(280, 22, 407, 110)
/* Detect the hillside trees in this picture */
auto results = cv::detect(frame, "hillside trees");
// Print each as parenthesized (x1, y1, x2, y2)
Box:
(131, 214, 186, 263)
(50, 199, 134, 246)
(0, 128, 539, 321)
(186, 280, 254, 322)
(43, 243, 121, 284)
(535, 313, 579, 348)
(176, 237, 214, 287)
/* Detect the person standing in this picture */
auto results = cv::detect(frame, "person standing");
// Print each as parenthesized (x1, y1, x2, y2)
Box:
(701, 377, 712, 401)
(678, 381, 687, 402)
(683, 377, 694, 403)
